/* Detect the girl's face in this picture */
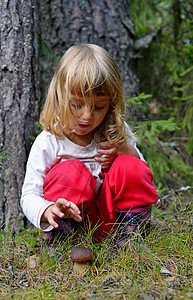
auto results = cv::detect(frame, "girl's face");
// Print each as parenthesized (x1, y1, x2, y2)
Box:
(67, 95, 110, 137)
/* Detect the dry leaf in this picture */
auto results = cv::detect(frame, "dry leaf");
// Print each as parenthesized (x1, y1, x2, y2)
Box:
(160, 267, 172, 275)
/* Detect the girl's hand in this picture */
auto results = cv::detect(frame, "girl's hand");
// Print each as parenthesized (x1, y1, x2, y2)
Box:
(95, 141, 139, 171)
(41, 198, 83, 228)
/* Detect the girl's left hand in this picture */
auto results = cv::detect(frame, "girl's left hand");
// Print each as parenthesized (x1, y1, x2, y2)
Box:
(95, 141, 139, 171)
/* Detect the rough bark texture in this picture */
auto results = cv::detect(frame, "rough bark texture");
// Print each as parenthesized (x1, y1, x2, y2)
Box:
(39, 0, 140, 119)
(0, 0, 40, 231)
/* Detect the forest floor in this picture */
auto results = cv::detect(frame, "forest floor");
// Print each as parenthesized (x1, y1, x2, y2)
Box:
(0, 188, 192, 300)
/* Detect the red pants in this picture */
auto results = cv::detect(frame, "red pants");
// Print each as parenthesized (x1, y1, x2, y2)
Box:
(43, 155, 158, 241)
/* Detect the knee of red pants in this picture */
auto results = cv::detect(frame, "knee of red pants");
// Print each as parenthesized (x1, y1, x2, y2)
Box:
(43, 159, 97, 209)
(102, 155, 158, 211)
(109, 155, 153, 181)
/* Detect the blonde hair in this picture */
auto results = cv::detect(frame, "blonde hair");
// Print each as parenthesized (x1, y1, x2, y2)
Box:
(40, 44, 134, 143)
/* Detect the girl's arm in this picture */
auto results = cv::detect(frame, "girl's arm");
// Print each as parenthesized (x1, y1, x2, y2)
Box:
(21, 131, 82, 231)
(20, 131, 58, 231)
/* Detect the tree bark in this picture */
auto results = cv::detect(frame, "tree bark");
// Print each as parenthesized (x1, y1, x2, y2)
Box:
(39, 0, 140, 119)
(173, 0, 182, 42)
(0, 0, 40, 231)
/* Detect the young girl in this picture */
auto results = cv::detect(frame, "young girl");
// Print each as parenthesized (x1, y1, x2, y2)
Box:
(21, 44, 158, 244)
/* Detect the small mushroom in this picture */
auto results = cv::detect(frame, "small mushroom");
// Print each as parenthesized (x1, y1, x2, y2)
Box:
(69, 247, 97, 274)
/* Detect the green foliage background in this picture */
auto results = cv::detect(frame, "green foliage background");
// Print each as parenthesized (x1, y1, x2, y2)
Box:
(129, 0, 193, 192)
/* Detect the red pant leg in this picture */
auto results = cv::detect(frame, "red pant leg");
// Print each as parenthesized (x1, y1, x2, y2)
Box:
(43, 159, 115, 241)
(98, 155, 158, 219)
(43, 159, 99, 221)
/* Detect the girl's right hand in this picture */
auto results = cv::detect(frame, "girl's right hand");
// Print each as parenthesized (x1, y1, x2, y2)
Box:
(41, 198, 83, 228)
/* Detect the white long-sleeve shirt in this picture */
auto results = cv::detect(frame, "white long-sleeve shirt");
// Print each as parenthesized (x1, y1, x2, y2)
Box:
(21, 125, 144, 231)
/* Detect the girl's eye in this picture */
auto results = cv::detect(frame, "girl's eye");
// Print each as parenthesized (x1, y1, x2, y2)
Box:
(71, 103, 82, 109)
(95, 106, 105, 110)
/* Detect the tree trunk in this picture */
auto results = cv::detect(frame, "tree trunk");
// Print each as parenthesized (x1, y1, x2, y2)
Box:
(173, 0, 182, 43)
(39, 0, 140, 119)
(0, 0, 40, 231)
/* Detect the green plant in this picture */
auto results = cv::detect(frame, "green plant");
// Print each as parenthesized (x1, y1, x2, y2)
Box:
(39, 35, 60, 62)
(127, 94, 193, 191)
(30, 122, 43, 141)
(0, 146, 7, 170)
(172, 46, 193, 154)
(129, 0, 193, 189)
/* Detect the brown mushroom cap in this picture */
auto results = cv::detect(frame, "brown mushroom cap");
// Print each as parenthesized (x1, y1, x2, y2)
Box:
(69, 247, 96, 262)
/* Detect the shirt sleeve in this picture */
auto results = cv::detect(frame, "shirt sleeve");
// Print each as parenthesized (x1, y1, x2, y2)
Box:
(20, 131, 57, 231)
(124, 122, 145, 161)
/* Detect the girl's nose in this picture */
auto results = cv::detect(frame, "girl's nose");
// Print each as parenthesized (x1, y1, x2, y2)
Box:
(81, 106, 92, 120)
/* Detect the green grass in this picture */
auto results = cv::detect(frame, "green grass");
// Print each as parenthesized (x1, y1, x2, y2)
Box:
(0, 191, 192, 300)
